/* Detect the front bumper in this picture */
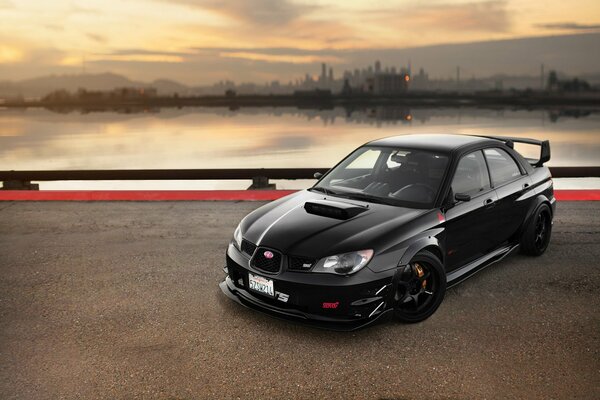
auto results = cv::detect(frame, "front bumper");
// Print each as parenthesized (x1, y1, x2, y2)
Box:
(220, 243, 396, 331)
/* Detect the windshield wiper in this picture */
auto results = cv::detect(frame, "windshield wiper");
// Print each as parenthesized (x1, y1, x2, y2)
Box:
(311, 186, 334, 196)
(340, 192, 394, 205)
(311, 187, 391, 205)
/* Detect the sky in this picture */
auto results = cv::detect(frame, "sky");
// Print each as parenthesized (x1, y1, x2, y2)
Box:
(1, 0, 600, 84)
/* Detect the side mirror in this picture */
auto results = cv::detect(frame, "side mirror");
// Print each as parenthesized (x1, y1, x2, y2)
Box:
(455, 193, 471, 202)
(314, 172, 323, 179)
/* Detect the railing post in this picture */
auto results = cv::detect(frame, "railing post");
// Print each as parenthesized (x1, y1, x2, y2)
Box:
(248, 176, 275, 190)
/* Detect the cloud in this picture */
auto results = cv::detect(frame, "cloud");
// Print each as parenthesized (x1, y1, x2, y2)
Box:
(179, 12, 362, 51)
(188, 46, 345, 64)
(192, 47, 338, 56)
(44, 24, 63, 32)
(78, 54, 184, 64)
(86, 33, 107, 44)
(104, 49, 192, 57)
(0, 45, 23, 63)
(0, 0, 13, 8)
(368, 1, 511, 33)
(536, 22, 600, 31)
(165, 0, 313, 26)
(219, 51, 342, 64)
(69, 4, 98, 15)
(59, 49, 195, 65)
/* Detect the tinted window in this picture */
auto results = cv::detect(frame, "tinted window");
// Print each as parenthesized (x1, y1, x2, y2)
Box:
(314, 146, 449, 208)
(484, 148, 522, 186)
(451, 151, 491, 196)
(346, 149, 381, 169)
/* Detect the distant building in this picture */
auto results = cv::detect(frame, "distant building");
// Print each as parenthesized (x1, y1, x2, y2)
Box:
(547, 70, 592, 92)
(367, 73, 410, 94)
(341, 79, 352, 95)
(293, 89, 332, 98)
(111, 87, 157, 99)
(42, 89, 71, 102)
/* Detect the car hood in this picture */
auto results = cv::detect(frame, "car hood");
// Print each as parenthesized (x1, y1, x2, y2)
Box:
(241, 190, 428, 258)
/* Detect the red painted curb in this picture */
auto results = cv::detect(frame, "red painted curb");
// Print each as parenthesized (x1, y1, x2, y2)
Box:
(0, 190, 598, 201)
(554, 190, 600, 201)
(0, 190, 296, 201)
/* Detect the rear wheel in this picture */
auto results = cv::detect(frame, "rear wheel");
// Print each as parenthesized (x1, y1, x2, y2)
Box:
(393, 250, 446, 323)
(520, 203, 552, 256)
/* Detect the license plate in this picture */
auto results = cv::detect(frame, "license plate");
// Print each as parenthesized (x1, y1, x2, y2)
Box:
(248, 273, 275, 298)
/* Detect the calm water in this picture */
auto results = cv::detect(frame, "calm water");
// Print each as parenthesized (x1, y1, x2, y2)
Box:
(1, 107, 599, 189)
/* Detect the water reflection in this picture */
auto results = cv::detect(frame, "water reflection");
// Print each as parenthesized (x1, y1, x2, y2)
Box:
(0, 107, 598, 180)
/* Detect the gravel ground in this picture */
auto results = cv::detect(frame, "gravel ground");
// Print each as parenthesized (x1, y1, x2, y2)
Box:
(0, 201, 598, 400)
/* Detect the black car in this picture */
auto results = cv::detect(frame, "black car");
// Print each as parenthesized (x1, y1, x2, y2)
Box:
(220, 134, 555, 330)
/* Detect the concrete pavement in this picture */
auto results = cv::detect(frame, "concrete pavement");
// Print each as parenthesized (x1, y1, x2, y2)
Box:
(0, 201, 598, 399)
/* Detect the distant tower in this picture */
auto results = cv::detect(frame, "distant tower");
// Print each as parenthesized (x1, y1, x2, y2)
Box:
(540, 64, 545, 90)
(375, 60, 381, 74)
(407, 59, 412, 76)
(328, 67, 333, 82)
(321, 63, 327, 81)
(456, 66, 461, 86)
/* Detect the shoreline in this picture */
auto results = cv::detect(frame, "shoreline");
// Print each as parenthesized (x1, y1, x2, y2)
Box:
(3, 92, 600, 110)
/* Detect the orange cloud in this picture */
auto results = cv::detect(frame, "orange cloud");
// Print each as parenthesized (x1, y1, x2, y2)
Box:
(61, 54, 184, 65)
(0, 45, 23, 63)
(220, 51, 342, 64)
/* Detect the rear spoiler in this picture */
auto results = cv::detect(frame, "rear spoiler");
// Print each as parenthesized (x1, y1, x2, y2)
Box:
(480, 135, 551, 167)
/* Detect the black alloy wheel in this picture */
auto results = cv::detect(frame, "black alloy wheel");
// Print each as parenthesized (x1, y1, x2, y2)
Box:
(394, 250, 446, 323)
(521, 203, 552, 256)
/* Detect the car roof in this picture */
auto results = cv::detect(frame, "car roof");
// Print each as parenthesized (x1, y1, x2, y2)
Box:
(367, 134, 500, 153)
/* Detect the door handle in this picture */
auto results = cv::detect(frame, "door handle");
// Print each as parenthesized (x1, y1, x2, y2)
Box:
(484, 198, 496, 207)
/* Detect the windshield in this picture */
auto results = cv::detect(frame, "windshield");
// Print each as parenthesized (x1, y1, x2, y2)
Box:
(312, 146, 449, 208)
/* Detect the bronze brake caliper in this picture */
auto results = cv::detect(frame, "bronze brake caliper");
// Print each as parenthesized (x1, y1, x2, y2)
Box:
(414, 263, 427, 289)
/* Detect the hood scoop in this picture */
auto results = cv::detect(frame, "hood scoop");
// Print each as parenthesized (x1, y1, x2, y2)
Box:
(304, 199, 368, 220)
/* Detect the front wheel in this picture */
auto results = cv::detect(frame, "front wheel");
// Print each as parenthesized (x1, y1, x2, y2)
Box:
(520, 203, 552, 256)
(393, 250, 447, 323)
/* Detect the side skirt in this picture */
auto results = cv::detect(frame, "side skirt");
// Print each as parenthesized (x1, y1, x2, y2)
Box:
(446, 244, 520, 288)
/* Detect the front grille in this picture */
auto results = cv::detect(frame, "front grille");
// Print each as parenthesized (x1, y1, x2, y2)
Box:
(251, 247, 282, 273)
(241, 239, 257, 256)
(289, 256, 316, 271)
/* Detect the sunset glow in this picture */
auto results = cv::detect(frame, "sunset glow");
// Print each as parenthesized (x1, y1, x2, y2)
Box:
(0, 0, 599, 83)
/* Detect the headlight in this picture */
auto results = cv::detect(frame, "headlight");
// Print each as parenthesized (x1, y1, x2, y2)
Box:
(312, 250, 374, 275)
(233, 224, 242, 249)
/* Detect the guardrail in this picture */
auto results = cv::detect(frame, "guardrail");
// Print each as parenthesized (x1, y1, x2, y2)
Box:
(1, 166, 599, 190)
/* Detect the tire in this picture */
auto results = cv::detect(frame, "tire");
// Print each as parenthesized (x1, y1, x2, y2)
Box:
(393, 250, 447, 323)
(520, 203, 552, 256)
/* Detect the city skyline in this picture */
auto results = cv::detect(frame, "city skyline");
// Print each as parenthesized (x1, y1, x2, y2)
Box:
(1, 1, 600, 84)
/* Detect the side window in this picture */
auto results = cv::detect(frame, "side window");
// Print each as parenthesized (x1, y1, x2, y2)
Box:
(484, 148, 522, 186)
(451, 151, 491, 196)
(346, 149, 381, 169)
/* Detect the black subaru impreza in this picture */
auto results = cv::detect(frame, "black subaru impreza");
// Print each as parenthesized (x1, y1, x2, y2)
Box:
(220, 134, 555, 330)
